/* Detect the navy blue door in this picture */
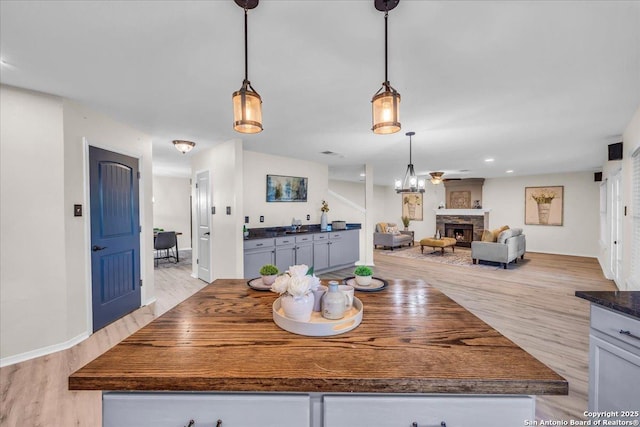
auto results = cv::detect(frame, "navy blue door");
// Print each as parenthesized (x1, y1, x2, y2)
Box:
(89, 146, 141, 332)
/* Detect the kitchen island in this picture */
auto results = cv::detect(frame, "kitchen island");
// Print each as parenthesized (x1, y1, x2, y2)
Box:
(70, 279, 567, 426)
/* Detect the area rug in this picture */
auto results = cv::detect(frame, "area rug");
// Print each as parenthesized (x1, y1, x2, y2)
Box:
(379, 245, 502, 270)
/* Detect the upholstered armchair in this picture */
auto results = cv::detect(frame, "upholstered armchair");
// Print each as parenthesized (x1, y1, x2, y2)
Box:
(471, 227, 526, 269)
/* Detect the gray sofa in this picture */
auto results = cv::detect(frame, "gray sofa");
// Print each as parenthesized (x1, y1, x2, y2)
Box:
(471, 228, 526, 269)
(373, 222, 414, 250)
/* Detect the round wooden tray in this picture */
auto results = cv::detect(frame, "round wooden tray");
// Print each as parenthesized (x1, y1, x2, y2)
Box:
(272, 297, 363, 336)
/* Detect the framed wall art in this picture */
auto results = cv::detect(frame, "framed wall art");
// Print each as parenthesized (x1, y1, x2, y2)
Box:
(266, 174, 308, 202)
(525, 186, 564, 226)
(402, 192, 423, 221)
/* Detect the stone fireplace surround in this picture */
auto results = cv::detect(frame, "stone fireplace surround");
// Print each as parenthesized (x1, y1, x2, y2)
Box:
(435, 209, 490, 246)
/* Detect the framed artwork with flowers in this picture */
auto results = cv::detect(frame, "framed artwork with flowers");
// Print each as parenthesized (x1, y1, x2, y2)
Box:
(525, 186, 564, 226)
(402, 192, 423, 221)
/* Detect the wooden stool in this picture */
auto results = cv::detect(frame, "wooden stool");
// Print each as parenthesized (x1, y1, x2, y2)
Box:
(420, 237, 457, 255)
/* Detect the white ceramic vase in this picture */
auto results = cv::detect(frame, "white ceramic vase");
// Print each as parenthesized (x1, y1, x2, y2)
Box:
(280, 293, 315, 322)
(354, 275, 372, 287)
(261, 274, 277, 286)
(320, 212, 328, 230)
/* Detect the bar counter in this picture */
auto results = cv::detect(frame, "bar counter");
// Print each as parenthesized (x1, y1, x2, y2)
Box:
(70, 279, 567, 395)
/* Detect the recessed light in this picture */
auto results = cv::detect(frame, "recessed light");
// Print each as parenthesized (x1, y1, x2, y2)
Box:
(485, 158, 495, 163)
(506, 170, 514, 173)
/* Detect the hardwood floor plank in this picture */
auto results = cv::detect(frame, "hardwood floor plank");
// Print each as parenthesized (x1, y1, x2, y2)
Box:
(0, 250, 615, 426)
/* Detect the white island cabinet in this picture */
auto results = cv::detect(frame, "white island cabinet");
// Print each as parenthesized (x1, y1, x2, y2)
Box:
(103, 392, 534, 427)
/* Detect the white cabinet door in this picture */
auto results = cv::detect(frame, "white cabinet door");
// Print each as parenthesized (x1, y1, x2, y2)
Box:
(323, 395, 534, 427)
(589, 335, 640, 413)
(104, 393, 310, 427)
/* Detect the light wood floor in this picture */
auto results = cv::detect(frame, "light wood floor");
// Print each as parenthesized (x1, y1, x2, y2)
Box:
(0, 250, 615, 426)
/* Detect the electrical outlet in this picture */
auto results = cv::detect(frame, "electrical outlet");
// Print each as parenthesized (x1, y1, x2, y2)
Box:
(226, 206, 231, 215)
(260, 216, 264, 222)
(306, 214, 310, 220)
(73, 204, 82, 217)
(245, 216, 249, 223)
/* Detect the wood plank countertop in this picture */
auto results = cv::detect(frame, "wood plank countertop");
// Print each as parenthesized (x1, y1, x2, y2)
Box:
(69, 279, 568, 395)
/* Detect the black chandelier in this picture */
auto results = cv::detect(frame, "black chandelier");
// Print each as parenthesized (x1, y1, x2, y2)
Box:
(395, 132, 425, 193)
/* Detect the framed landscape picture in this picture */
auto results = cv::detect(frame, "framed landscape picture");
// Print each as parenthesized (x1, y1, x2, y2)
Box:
(402, 192, 423, 221)
(525, 186, 564, 226)
(266, 175, 308, 202)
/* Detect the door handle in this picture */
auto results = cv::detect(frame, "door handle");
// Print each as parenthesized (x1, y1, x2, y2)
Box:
(92, 245, 107, 252)
(204, 232, 210, 236)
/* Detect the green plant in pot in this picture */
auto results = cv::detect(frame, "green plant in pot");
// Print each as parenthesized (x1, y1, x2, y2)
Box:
(259, 264, 279, 285)
(354, 265, 374, 287)
(401, 216, 410, 230)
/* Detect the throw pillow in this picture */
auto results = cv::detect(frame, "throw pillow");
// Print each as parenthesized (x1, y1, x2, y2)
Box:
(481, 230, 496, 242)
(378, 222, 388, 233)
(388, 225, 400, 234)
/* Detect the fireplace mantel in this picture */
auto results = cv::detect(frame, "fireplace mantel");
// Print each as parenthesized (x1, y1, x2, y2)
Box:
(435, 209, 491, 216)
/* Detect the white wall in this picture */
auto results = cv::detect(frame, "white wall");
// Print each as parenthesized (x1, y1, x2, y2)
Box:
(243, 150, 329, 228)
(153, 175, 191, 250)
(379, 182, 447, 241)
(601, 106, 640, 290)
(0, 85, 154, 364)
(483, 172, 600, 257)
(1, 85, 67, 361)
(191, 139, 244, 281)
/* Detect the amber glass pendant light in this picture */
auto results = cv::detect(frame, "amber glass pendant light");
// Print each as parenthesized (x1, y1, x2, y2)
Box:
(233, 0, 263, 134)
(372, 0, 401, 135)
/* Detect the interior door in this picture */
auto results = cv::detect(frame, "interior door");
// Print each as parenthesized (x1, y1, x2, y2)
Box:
(196, 170, 212, 282)
(610, 169, 623, 284)
(89, 146, 141, 332)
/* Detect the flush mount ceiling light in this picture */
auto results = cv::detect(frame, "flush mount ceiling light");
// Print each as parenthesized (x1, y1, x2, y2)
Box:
(371, 0, 401, 135)
(395, 132, 425, 193)
(232, 0, 262, 134)
(429, 171, 444, 184)
(173, 140, 196, 154)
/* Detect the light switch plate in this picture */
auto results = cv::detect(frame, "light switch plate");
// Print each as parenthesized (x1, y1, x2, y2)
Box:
(260, 216, 264, 222)
(73, 204, 82, 217)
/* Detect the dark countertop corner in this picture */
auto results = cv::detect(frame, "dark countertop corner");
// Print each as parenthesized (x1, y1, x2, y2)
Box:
(575, 290, 640, 319)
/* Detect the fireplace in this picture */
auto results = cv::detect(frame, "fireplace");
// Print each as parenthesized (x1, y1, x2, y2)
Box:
(445, 223, 473, 248)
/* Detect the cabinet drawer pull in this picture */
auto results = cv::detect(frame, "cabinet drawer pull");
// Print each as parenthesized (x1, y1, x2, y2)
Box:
(412, 423, 446, 427)
(619, 329, 640, 341)
(256, 243, 263, 247)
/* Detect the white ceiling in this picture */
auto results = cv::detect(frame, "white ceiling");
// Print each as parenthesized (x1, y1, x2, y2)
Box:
(1, 1, 638, 184)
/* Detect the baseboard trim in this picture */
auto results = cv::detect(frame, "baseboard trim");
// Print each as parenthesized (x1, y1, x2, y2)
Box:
(0, 331, 90, 368)
(143, 297, 157, 307)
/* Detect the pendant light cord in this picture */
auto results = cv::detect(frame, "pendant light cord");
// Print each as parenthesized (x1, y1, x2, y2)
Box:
(409, 133, 412, 164)
(384, 10, 388, 84)
(244, 8, 249, 82)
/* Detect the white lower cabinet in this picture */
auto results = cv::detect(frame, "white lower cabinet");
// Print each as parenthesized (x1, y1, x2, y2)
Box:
(104, 393, 534, 427)
(588, 305, 640, 415)
(323, 395, 534, 427)
(103, 393, 310, 427)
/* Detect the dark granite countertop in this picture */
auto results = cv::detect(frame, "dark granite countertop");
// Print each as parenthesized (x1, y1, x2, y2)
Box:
(575, 291, 640, 319)
(244, 223, 361, 240)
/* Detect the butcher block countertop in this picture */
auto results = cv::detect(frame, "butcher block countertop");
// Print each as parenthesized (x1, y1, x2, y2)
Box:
(69, 279, 567, 395)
